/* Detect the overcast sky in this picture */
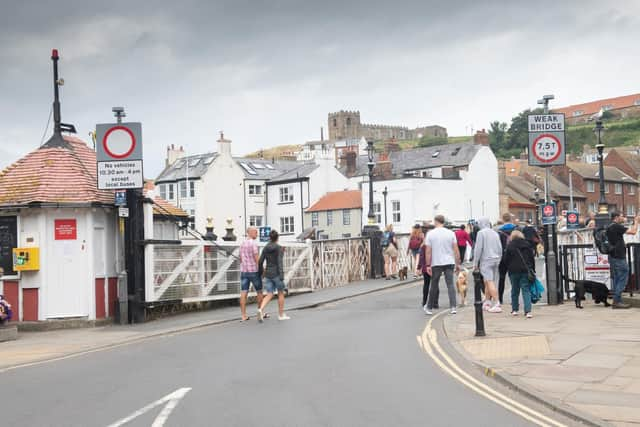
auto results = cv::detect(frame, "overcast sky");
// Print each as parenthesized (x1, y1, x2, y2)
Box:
(1, 0, 639, 178)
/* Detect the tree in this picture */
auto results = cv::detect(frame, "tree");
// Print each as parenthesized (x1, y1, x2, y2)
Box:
(488, 121, 507, 153)
(505, 107, 544, 151)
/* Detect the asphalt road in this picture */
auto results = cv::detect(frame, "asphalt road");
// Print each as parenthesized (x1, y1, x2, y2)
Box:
(1, 285, 538, 427)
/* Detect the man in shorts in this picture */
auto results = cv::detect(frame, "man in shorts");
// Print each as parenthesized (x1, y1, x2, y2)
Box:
(472, 217, 503, 312)
(239, 227, 263, 321)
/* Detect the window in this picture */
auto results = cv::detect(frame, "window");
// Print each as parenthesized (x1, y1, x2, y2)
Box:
(392, 200, 401, 223)
(629, 184, 635, 195)
(421, 170, 432, 178)
(589, 203, 597, 213)
(586, 181, 595, 192)
(343, 209, 351, 225)
(189, 181, 195, 198)
(280, 216, 294, 234)
(627, 205, 636, 216)
(279, 186, 293, 203)
(239, 163, 257, 175)
(604, 183, 609, 194)
(327, 210, 333, 226)
(615, 183, 622, 194)
(265, 164, 274, 169)
(249, 185, 263, 196)
(180, 181, 187, 198)
(572, 110, 584, 117)
(168, 184, 174, 199)
(374, 202, 382, 224)
(311, 212, 319, 227)
(346, 117, 351, 126)
(159, 184, 167, 200)
(252, 163, 265, 169)
(249, 216, 263, 227)
(602, 104, 613, 111)
(188, 158, 200, 168)
(333, 118, 337, 127)
(634, 99, 640, 106)
(431, 151, 440, 158)
(203, 155, 215, 165)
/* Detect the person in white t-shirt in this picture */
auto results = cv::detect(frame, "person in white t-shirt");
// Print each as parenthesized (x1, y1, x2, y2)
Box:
(424, 214, 461, 315)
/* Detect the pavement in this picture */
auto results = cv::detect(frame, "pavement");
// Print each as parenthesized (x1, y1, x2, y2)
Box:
(444, 295, 640, 427)
(0, 277, 414, 371)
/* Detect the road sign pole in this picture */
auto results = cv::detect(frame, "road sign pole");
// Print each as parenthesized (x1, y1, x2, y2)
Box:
(539, 98, 559, 306)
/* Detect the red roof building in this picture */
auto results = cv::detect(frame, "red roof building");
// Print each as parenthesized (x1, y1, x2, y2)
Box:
(306, 190, 362, 212)
(554, 93, 640, 125)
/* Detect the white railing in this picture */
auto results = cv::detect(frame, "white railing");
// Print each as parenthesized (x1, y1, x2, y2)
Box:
(148, 241, 312, 303)
(311, 238, 371, 289)
(557, 228, 640, 246)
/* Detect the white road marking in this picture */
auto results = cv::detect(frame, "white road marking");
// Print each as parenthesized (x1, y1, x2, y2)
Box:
(107, 387, 191, 427)
(419, 311, 566, 427)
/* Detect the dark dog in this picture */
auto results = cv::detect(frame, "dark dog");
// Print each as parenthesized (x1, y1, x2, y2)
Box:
(398, 266, 408, 280)
(570, 278, 611, 308)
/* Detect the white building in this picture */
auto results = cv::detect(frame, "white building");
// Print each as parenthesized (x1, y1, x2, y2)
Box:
(345, 133, 500, 232)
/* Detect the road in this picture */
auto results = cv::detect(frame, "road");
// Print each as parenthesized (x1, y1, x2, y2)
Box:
(1, 284, 554, 426)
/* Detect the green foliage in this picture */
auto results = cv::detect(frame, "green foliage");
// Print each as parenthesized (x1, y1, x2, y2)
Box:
(418, 135, 448, 147)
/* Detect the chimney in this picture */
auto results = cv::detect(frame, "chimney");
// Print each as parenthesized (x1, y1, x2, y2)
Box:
(166, 144, 185, 166)
(374, 153, 393, 180)
(473, 129, 490, 146)
(345, 151, 357, 176)
(384, 141, 401, 154)
(217, 131, 232, 157)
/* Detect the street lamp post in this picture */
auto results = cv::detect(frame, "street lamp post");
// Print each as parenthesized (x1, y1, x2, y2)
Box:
(594, 119, 608, 228)
(533, 186, 540, 227)
(382, 186, 388, 226)
(362, 139, 382, 278)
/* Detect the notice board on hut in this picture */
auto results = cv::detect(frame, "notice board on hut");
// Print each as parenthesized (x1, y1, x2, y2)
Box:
(0, 216, 17, 276)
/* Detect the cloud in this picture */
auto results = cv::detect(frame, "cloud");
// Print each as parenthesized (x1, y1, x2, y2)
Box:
(1, 0, 639, 178)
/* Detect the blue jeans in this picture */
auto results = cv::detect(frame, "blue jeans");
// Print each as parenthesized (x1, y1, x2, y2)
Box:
(240, 272, 262, 292)
(609, 257, 629, 303)
(509, 272, 532, 314)
(264, 277, 285, 293)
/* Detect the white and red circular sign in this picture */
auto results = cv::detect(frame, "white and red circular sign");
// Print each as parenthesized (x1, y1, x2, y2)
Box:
(532, 133, 561, 163)
(567, 213, 578, 223)
(543, 205, 554, 216)
(102, 126, 136, 159)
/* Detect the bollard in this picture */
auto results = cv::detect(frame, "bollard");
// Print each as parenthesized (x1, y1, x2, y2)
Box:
(473, 271, 486, 337)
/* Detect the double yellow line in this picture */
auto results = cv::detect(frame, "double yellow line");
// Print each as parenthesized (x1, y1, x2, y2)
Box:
(416, 311, 567, 427)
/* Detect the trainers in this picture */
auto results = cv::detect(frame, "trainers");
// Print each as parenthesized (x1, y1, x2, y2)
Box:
(482, 300, 492, 311)
(257, 308, 264, 323)
(511, 311, 519, 316)
(450, 308, 457, 314)
(425, 308, 433, 315)
(278, 314, 291, 321)
(612, 302, 631, 309)
(488, 305, 502, 313)
(422, 304, 429, 314)
(525, 312, 533, 318)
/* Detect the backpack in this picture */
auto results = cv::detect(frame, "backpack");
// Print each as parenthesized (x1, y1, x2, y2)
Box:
(409, 235, 422, 250)
(594, 225, 613, 255)
(381, 231, 390, 248)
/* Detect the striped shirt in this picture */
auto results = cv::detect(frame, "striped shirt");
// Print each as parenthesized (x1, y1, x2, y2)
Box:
(240, 238, 259, 273)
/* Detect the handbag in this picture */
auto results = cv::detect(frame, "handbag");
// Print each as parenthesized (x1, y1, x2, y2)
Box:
(515, 247, 536, 283)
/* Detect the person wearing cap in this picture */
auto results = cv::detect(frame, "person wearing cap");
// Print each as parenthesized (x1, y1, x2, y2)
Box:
(607, 212, 640, 309)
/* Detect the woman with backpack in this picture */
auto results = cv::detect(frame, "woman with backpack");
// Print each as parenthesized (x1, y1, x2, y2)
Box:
(407, 224, 425, 278)
(382, 224, 399, 280)
(502, 230, 536, 318)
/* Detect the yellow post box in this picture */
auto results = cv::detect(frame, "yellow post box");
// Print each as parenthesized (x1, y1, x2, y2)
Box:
(12, 248, 40, 271)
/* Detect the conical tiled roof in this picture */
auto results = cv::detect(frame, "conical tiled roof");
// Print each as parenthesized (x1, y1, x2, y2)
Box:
(0, 135, 114, 206)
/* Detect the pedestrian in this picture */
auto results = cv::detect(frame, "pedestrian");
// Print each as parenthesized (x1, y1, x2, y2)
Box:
(472, 217, 502, 313)
(382, 224, 399, 280)
(407, 224, 425, 278)
(497, 213, 519, 304)
(424, 214, 461, 315)
(257, 230, 290, 321)
(607, 212, 640, 309)
(522, 220, 541, 255)
(585, 211, 597, 229)
(417, 224, 438, 312)
(503, 230, 535, 318)
(239, 227, 264, 321)
(454, 224, 473, 264)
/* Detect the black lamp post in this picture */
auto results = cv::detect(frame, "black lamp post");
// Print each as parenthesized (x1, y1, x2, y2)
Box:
(382, 186, 388, 226)
(533, 186, 540, 227)
(594, 119, 608, 228)
(366, 139, 376, 225)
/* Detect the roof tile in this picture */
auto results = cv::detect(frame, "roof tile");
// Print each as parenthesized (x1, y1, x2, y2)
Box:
(306, 190, 362, 212)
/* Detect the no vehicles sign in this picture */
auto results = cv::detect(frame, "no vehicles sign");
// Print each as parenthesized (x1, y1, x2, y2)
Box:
(96, 122, 144, 190)
(528, 114, 566, 167)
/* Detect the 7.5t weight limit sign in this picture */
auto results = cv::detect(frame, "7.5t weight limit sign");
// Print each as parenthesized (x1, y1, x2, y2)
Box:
(528, 114, 566, 167)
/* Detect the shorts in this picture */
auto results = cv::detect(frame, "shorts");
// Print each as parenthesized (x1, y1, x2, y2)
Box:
(410, 248, 420, 256)
(240, 272, 263, 292)
(264, 277, 286, 293)
(479, 259, 501, 282)
(384, 245, 398, 258)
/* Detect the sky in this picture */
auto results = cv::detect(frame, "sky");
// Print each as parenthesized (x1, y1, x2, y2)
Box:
(1, 0, 639, 178)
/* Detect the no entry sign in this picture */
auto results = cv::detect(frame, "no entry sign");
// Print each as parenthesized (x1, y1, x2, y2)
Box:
(541, 202, 556, 225)
(566, 211, 580, 230)
(528, 114, 565, 167)
(96, 122, 143, 190)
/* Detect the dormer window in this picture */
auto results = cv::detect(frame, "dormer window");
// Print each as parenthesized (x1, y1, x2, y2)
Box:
(432, 151, 440, 158)
(572, 110, 584, 117)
